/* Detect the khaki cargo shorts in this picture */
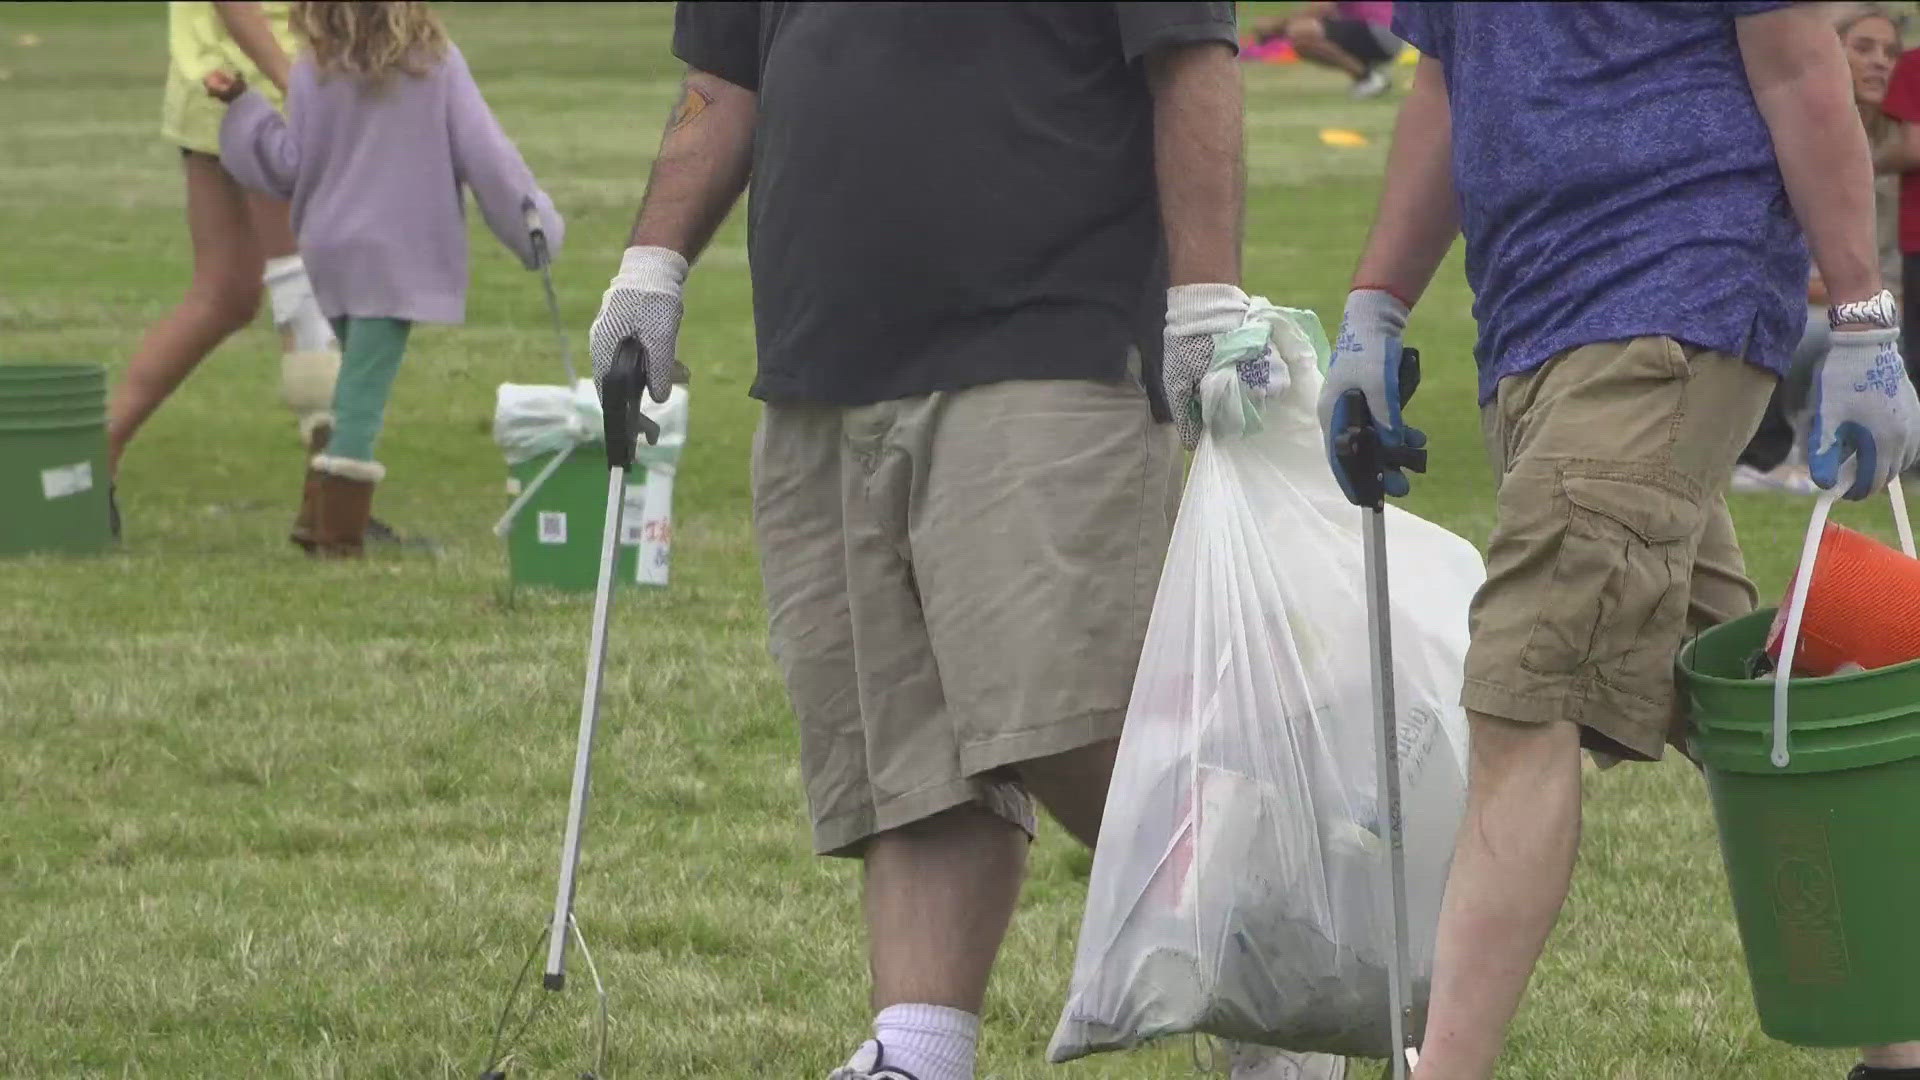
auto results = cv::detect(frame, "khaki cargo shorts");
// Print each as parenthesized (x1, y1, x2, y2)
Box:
(1464, 337, 1777, 762)
(752, 372, 1181, 856)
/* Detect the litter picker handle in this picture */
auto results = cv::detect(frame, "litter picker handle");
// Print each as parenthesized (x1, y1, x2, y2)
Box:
(543, 361, 650, 998)
(600, 337, 660, 467)
(1339, 346, 1424, 1079)
(524, 195, 579, 386)
(522, 196, 550, 269)
(1357, 461, 1416, 1079)
(1331, 347, 1427, 509)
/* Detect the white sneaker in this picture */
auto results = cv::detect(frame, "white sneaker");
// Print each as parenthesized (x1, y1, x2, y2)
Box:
(1350, 68, 1392, 99)
(1229, 1042, 1349, 1080)
(827, 1039, 922, 1080)
(1731, 462, 1818, 495)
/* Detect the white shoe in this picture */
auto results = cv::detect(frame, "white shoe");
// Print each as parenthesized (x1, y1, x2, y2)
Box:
(1350, 68, 1392, 99)
(1731, 462, 1818, 495)
(1229, 1042, 1349, 1080)
(828, 1040, 922, 1080)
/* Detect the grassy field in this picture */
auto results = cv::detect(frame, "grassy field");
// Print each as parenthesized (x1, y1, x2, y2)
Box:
(0, 4, 1904, 1078)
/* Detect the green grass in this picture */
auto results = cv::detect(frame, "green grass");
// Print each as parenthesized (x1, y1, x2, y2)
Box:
(0, 4, 1903, 1077)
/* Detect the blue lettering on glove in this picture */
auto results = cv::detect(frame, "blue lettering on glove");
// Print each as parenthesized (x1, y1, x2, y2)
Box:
(1858, 343, 1904, 398)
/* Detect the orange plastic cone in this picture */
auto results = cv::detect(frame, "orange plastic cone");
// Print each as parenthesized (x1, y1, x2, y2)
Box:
(1764, 521, 1920, 676)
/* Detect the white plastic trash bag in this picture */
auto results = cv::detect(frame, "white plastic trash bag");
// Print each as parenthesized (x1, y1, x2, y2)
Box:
(495, 379, 598, 466)
(491, 379, 688, 466)
(1049, 303, 1484, 1062)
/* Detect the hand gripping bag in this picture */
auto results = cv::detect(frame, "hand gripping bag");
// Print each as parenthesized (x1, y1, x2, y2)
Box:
(1049, 303, 1484, 1062)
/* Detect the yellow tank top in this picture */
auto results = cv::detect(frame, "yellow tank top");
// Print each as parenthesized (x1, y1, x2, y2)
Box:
(166, 1, 298, 82)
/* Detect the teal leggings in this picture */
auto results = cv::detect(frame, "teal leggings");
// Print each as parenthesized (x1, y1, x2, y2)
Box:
(327, 317, 410, 463)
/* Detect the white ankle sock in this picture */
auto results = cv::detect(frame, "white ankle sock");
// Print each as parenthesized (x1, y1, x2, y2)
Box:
(263, 255, 337, 352)
(872, 1004, 978, 1080)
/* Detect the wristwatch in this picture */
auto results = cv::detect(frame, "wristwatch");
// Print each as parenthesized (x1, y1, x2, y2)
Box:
(1829, 288, 1899, 330)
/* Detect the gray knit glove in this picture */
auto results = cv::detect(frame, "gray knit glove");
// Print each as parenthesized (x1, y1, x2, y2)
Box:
(589, 246, 689, 402)
(1164, 283, 1265, 449)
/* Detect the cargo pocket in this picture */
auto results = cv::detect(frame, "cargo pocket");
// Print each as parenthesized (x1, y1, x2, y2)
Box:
(1520, 473, 1701, 696)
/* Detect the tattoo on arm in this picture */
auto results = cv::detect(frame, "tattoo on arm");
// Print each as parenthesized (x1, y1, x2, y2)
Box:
(668, 82, 715, 134)
(630, 69, 755, 255)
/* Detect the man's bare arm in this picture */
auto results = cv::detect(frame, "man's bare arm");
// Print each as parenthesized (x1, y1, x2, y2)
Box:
(1146, 42, 1244, 286)
(1741, 5, 1882, 307)
(1349, 57, 1458, 305)
(628, 68, 756, 261)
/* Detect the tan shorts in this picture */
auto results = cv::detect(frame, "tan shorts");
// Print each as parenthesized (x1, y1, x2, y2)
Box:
(1464, 337, 1776, 761)
(752, 374, 1182, 856)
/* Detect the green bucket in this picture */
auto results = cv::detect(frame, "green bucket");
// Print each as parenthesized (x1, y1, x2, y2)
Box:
(0, 395, 105, 421)
(0, 362, 105, 384)
(1680, 608, 1920, 1047)
(494, 381, 685, 594)
(502, 447, 662, 592)
(0, 363, 113, 557)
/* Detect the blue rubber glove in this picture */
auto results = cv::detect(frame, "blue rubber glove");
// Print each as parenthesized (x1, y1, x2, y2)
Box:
(1318, 289, 1426, 504)
(1806, 326, 1920, 500)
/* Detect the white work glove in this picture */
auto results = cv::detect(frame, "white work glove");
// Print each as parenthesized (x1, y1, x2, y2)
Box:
(589, 245, 689, 402)
(1806, 326, 1920, 499)
(1164, 283, 1283, 449)
(1317, 288, 1425, 505)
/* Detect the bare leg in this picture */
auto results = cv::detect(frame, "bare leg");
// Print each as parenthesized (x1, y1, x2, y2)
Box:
(243, 188, 298, 260)
(243, 187, 301, 354)
(1862, 1045, 1920, 1068)
(864, 804, 1028, 1013)
(1017, 738, 1119, 849)
(1288, 15, 1370, 80)
(1413, 714, 1583, 1080)
(108, 152, 266, 473)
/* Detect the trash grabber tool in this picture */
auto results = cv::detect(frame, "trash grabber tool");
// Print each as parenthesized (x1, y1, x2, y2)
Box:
(1331, 347, 1427, 1080)
(523, 196, 578, 386)
(478, 337, 657, 1080)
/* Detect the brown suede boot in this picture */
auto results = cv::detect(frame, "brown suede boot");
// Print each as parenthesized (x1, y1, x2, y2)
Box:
(290, 421, 333, 554)
(312, 456, 382, 558)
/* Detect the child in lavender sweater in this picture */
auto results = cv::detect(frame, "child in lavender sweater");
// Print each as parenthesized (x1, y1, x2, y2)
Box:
(206, 0, 563, 558)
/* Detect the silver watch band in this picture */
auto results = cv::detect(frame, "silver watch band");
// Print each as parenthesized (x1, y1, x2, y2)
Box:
(1829, 288, 1899, 330)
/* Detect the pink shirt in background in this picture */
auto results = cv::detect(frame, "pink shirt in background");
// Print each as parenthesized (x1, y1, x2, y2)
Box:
(1338, 1, 1396, 28)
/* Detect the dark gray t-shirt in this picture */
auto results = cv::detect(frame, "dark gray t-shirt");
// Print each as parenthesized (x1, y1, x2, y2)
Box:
(673, 2, 1237, 412)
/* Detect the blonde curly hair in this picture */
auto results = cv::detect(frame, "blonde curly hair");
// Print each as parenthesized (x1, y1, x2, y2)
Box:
(290, 1, 449, 83)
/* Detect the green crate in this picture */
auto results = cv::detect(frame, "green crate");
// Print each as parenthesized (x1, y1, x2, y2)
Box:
(504, 448, 664, 592)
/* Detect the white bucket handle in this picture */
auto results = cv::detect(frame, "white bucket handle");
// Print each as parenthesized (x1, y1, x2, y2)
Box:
(1770, 474, 1916, 768)
(492, 442, 577, 538)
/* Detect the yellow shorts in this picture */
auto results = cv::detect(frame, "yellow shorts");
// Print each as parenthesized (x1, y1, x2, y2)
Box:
(1463, 337, 1777, 762)
(752, 370, 1181, 856)
(159, 0, 296, 155)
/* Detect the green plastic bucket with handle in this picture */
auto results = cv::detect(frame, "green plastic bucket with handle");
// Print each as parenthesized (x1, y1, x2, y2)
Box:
(0, 363, 112, 557)
(1679, 482, 1920, 1048)
(0, 362, 106, 386)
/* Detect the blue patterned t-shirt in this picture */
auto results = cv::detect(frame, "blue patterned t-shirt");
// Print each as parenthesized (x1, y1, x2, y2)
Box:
(1393, 1, 1809, 403)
